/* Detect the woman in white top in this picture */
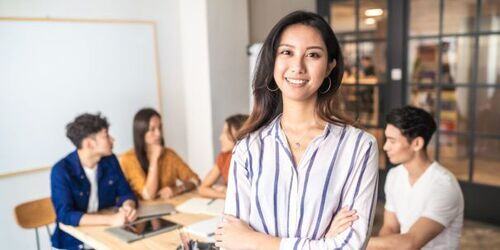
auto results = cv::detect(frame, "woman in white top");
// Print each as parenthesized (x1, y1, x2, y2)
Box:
(215, 11, 379, 250)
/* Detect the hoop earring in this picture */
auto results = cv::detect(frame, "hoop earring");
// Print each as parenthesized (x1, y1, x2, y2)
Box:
(266, 81, 279, 92)
(319, 77, 332, 94)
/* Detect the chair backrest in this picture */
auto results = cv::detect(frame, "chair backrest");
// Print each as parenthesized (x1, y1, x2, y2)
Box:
(14, 197, 56, 229)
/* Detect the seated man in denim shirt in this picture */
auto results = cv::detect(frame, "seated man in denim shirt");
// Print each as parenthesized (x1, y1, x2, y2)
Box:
(51, 113, 138, 250)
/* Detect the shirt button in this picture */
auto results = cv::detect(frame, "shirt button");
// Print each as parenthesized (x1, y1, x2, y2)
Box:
(79, 192, 83, 196)
(109, 180, 114, 185)
(79, 244, 83, 249)
(80, 175, 84, 179)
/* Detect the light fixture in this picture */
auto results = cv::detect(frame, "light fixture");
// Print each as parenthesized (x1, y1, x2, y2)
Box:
(365, 18, 376, 25)
(365, 8, 383, 17)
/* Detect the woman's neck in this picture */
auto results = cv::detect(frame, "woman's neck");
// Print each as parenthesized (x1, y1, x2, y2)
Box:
(281, 97, 322, 129)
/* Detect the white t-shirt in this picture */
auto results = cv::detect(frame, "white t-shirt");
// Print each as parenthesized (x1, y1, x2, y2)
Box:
(83, 166, 99, 213)
(384, 162, 464, 250)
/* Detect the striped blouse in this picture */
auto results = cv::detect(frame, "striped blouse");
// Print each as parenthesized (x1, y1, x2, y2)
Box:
(224, 115, 379, 249)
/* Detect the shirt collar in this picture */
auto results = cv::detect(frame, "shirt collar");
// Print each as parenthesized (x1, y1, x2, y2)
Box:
(67, 149, 106, 180)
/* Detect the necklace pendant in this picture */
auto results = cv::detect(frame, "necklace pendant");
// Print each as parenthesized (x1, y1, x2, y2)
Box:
(295, 142, 301, 148)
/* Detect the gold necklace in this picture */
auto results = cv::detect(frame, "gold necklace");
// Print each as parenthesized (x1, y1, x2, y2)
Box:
(281, 123, 310, 149)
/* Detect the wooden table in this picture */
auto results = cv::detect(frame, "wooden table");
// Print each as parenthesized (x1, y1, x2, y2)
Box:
(60, 192, 214, 250)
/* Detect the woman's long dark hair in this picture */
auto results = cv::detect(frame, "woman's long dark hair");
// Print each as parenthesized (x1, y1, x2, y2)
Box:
(237, 11, 352, 140)
(225, 114, 249, 142)
(133, 108, 164, 173)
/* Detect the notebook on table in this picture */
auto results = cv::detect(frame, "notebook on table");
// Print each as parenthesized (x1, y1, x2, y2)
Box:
(183, 217, 222, 243)
(175, 198, 225, 216)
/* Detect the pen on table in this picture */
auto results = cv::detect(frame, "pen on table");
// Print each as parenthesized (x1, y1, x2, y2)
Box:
(207, 198, 216, 205)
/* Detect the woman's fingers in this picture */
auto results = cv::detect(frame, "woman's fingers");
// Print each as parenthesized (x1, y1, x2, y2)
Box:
(337, 214, 358, 226)
(333, 208, 356, 223)
(327, 213, 359, 237)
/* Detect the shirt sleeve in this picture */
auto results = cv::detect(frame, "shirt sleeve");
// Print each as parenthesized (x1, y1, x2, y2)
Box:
(421, 176, 462, 227)
(50, 164, 84, 226)
(224, 139, 251, 221)
(279, 134, 379, 250)
(119, 153, 146, 197)
(170, 149, 200, 184)
(111, 155, 137, 206)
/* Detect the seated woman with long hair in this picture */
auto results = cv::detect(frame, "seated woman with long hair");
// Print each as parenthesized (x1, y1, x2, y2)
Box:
(198, 114, 248, 199)
(120, 108, 200, 200)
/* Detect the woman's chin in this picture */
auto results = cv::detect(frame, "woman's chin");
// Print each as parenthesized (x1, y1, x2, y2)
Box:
(281, 92, 317, 103)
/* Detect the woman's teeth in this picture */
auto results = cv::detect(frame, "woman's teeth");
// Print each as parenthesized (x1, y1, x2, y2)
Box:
(286, 78, 309, 85)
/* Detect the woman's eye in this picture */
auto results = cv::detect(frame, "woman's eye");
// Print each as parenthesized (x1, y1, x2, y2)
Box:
(280, 50, 291, 55)
(307, 52, 320, 58)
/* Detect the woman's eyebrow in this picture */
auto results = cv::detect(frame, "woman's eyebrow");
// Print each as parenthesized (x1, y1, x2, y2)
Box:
(278, 44, 325, 51)
(306, 46, 325, 51)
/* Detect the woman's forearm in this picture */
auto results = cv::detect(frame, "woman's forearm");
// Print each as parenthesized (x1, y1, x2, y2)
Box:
(252, 232, 281, 250)
(198, 185, 226, 199)
(142, 162, 160, 200)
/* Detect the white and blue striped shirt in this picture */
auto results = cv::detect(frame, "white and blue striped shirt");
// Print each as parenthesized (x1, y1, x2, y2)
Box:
(224, 115, 379, 250)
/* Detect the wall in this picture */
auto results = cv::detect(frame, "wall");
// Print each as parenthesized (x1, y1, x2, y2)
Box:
(179, 0, 215, 174)
(207, 0, 250, 158)
(0, 0, 251, 248)
(248, 0, 316, 43)
(0, 1, 185, 249)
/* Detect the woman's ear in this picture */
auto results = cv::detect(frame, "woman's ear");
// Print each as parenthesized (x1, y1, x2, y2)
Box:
(326, 59, 337, 76)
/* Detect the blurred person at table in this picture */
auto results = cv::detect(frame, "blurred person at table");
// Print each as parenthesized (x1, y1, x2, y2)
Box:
(198, 114, 248, 199)
(51, 113, 137, 250)
(120, 108, 200, 200)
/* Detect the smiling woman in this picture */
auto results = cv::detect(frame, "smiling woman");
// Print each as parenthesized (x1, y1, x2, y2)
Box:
(216, 11, 379, 250)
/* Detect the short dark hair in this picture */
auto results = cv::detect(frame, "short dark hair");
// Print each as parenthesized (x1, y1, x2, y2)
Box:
(66, 113, 109, 149)
(385, 106, 437, 148)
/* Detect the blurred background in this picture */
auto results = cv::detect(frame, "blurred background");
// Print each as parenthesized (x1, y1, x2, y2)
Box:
(0, 0, 498, 249)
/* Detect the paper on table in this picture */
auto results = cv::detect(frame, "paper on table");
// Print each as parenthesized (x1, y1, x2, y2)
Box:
(175, 198, 225, 216)
(183, 216, 221, 242)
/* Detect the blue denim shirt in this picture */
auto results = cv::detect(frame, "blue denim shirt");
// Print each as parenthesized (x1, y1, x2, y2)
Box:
(50, 150, 137, 250)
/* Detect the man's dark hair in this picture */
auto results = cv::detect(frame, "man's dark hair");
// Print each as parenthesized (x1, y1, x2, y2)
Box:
(66, 113, 109, 149)
(385, 106, 437, 149)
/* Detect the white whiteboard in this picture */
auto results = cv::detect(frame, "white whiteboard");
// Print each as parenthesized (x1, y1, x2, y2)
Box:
(0, 18, 161, 175)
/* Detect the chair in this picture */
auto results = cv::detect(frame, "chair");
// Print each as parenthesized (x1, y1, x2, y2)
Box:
(14, 197, 56, 250)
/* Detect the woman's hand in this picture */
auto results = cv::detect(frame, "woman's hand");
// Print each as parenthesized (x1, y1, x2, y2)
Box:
(148, 144, 163, 162)
(158, 186, 174, 199)
(213, 184, 227, 193)
(215, 215, 256, 250)
(325, 206, 358, 238)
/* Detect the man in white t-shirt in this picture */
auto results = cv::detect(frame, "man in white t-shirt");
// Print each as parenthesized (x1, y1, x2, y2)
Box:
(367, 106, 464, 250)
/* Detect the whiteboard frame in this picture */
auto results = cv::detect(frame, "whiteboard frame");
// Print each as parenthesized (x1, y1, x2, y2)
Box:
(0, 17, 163, 179)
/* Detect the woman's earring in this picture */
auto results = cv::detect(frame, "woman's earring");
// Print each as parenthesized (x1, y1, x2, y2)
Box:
(319, 77, 332, 94)
(266, 81, 279, 92)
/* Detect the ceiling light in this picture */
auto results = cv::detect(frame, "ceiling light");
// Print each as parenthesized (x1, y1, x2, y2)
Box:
(365, 18, 376, 25)
(365, 8, 383, 17)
